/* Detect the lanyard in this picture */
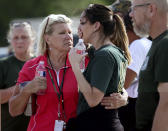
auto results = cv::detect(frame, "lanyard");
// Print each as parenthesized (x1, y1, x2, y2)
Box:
(47, 55, 67, 120)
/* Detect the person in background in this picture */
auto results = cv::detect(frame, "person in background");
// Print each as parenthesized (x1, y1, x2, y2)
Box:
(130, 0, 168, 130)
(109, 0, 152, 131)
(0, 22, 35, 131)
(68, 4, 131, 131)
(9, 14, 128, 131)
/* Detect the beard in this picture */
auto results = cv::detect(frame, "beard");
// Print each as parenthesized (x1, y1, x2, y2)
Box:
(133, 18, 151, 38)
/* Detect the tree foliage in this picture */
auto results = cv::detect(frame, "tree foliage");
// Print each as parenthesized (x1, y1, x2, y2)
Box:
(0, 0, 115, 47)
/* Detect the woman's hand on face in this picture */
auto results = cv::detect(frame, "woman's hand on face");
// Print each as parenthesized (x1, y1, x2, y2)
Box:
(22, 76, 47, 94)
(101, 92, 128, 109)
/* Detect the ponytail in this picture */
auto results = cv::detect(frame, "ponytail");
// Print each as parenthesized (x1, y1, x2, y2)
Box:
(110, 14, 131, 65)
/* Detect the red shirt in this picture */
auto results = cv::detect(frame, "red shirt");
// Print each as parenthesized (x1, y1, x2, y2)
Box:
(17, 54, 79, 131)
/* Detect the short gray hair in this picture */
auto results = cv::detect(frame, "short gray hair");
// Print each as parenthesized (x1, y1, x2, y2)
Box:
(144, 0, 168, 12)
(7, 22, 36, 43)
(36, 14, 72, 56)
(7, 22, 36, 56)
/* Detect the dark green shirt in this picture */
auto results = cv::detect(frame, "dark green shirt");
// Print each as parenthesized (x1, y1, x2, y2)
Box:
(77, 44, 127, 115)
(136, 30, 168, 130)
(0, 55, 30, 131)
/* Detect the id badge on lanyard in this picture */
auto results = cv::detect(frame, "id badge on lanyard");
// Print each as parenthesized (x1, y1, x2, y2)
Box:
(54, 102, 66, 131)
(48, 55, 67, 131)
(54, 120, 65, 131)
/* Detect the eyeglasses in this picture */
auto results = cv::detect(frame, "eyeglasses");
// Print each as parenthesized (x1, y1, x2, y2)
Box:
(131, 3, 151, 12)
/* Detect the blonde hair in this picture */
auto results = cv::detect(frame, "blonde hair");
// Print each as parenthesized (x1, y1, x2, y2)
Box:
(7, 22, 36, 56)
(36, 14, 72, 56)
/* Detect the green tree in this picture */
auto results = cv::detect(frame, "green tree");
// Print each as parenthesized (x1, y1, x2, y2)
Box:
(0, 0, 50, 46)
(0, 0, 115, 47)
(48, 0, 115, 16)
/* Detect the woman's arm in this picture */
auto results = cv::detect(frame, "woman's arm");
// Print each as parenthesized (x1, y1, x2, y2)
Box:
(72, 64, 104, 107)
(69, 48, 104, 107)
(101, 88, 128, 109)
(0, 86, 16, 104)
(9, 76, 46, 116)
(9, 84, 31, 116)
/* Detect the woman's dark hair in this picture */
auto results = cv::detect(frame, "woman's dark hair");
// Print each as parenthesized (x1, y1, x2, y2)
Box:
(83, 4, 131, 64)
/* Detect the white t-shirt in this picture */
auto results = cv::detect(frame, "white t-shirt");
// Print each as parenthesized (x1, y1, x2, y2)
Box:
(126, 37, 152, 98)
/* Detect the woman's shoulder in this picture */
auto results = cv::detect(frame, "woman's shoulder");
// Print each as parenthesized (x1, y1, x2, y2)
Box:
(96, 45, 123, 57)
(18, 55, 46, 82)
(0, 55, 15, 65)
(95, 45, 112, 55)
(101, 45, 127, 63)
(93, 45, 117, 64)
(24, 55, 46, 68)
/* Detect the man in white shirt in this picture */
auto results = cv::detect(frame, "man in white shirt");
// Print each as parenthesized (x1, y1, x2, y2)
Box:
(126, 37, 151, 98)
(109, 1, 152, 131)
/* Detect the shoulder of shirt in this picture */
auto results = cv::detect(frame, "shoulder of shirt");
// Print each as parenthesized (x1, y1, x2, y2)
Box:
(131, 37, 152, 46)
(155, 37, 168, 54)
(24, 55, 45, 69)
(95, 46, 114, 58)
(0, 55, 15, 64)
(95, 45, 126, 63)
(157, 36, 168, 46)
(130, 38, 152, 49)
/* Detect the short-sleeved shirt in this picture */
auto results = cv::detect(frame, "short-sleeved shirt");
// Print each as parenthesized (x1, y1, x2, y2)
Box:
(136, 30, 168, 130)
(17, 54, 79, 131)
(77, 44, 127, 115)
(0, 55, 30, 131)
(126, 38, 151, 98)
